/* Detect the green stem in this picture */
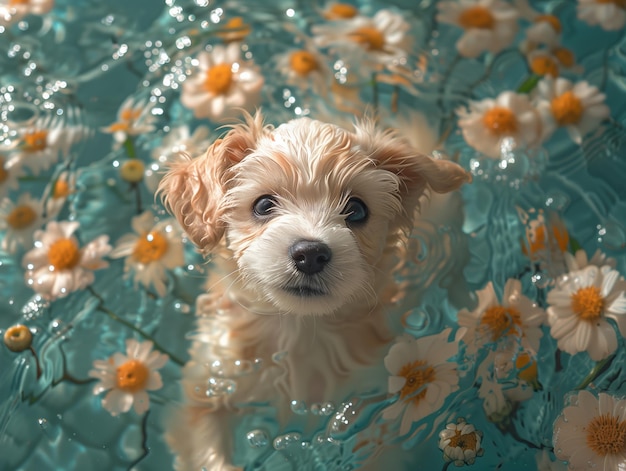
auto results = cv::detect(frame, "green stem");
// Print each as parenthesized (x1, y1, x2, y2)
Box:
(575, 355, 614, 390)
(123, 136, 137, 159)
(517, 75, 541, 94)
(87, 286, 184, 366)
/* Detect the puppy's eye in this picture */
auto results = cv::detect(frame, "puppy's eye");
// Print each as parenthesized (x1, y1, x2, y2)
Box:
(253, 195, 277, 217)
(342, 197, 368, 225)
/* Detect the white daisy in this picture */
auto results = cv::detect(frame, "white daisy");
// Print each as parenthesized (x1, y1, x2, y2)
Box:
(382, 329, 459, 435)
(535, 77, 611, 144)
(477, 376, 513, 423)
(577, 0, 626, 31)
(320, 2, 360, 21)
(145, 125, 211, 193)
(547, 264, 626, 361)
(438, 418, 484, 466)
(109, 210, 184, 297)
(522, 14, 562, 52)
(457, 278, 546, 355)
(0, 193, 45, 253)
(437, 0, 519, 58)
(312, 9, 412, 67)
(180, 43, 264, 122)
(456, 91, 545, 159)
(565, 248, 616, 273)
(22, 220, 111, 300)
(0, 0, 54, 26)
(101, 97, 157, 150)
(275, 46, 331, 96)
(88, 339, 168, 416)
(45, 170, 76, 219)
(553, 390, 626, 470)
(526, 46, 580, 80)
(0, 154, 23, 198)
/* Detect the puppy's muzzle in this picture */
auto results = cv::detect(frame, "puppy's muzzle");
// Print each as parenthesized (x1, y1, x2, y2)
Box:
(289, 239, 332, 275)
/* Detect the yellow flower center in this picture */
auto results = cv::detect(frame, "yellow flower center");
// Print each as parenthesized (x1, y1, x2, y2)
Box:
(553, 47, 575, 68)
(398, 360, 436, 405)
(23, 130, 48, 152)
(447, 429, 478, 452)
(458, 6, 495, 30)
(596, 0, 626, 8)
(0, 157, 7, 184)
(529, 55, 559, 77)
(4, 324, 32, 353)
(53, 179, 72, 199)
(515, 353, 538, 384)
(571, 286, 605, 321)
(6, 205, 37, 229)
(480, 305, 522, 341)
(482, 107, 518, 137)
(290, 50, 319, 76)
(550, 91, 584, 126)
(48, 238, 81, 270)
(133, 231, 169, 264)
(203, 63, 234, 95)
(534, 14, 562, 33)
(120, 159, 145, 183)
(120, 108, 142, 122)
(217, 17, 251, 42)
(522, 221, 570, 256)
(325, 3, 358, 20)
(348, 26, 385, 51)
(116, 359, 150, 392)
(586, 413, 626, 456)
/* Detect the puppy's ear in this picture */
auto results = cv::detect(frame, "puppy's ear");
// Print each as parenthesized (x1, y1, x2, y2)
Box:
(158, 112, 266, 253)
(352, 118, 470, 208)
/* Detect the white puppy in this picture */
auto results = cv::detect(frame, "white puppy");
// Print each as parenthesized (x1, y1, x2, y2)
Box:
(158, 112, 470, 470)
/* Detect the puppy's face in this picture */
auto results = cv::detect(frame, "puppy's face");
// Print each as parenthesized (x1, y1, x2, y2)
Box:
(160, 113, 469, 316)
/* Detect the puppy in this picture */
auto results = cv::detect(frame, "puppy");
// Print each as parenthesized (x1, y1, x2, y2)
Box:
(158, 112, 470, 470)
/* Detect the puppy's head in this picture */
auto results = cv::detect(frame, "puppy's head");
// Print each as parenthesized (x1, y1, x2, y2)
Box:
(159, 112, 469, 315)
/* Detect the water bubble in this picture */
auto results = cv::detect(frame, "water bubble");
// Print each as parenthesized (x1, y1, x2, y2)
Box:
(598, 221, 626, 251)
(545, 192, 569, 211)
(531, 271, 550, 289)
(246, 429, 269, 448)
(290, 400, 308, 415)
(273, 432, 301, 450)
(38, 418, 48, 429)
(205, 377, 236, 396)
(319, 402, 335, 416)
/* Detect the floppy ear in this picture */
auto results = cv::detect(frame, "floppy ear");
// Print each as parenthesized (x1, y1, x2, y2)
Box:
(352, 118, 471, 214)
(158, 112, 266, 253)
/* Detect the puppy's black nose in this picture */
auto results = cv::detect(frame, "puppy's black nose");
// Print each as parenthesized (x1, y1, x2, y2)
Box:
(289, 240, 332, 275)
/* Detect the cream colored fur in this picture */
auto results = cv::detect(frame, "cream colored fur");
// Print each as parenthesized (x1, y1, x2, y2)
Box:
(158, 112, 470, 470)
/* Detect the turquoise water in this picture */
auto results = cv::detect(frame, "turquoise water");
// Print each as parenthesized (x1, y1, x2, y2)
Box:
(1, 1, 626, 470)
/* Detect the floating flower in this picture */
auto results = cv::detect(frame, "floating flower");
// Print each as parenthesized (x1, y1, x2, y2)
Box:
(477, 376, 513, 423)
(109, 210, 184, 297)
(0, 193, 45, 253)
(553, 390, 626, 470)
(437, 0, 519, 58)
(438, 417, 484, 466)
(321, 2, 360, 20)
(88, 339, 168, 416)
(101, 97, 157, 149)
(535, 77, 610, 144)
(457, 278, 546, 355)
(577, 0, 626, 31)
(0, 155, 23, 198)
(565, 248, 616, 272)
(456, 91, 544, 159)
(45, 170, 77, 218)
(119, 159, 145, 184)
(524, 14, 562, 50)
(276, 47, 330, 96)
(0, 0, 54, 26)
(383, 329, 459, 435)
(519, 208, 569, 260)
(526, 45, 579, 80)
(3, 324, 33, 353)
(22, 220, 111, 300)
(216, 16, 251, 43)
(312, 9, 411, 67)
(180, 43, 264, 122)
(547, 264, 626, 361)
(145, 125, 211, 193)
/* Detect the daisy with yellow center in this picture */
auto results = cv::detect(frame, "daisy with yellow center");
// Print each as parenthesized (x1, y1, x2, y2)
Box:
(457, 278, 546, 355)
(577, 0, 626, 31)
(275, 46, 330, 96)
(321, 2, 359, 20)
(88, 339, 168, 416)
(382, 329, 459, 435)
(553, 390, 626, 470)
(0, 0, 54, 27)
(547, 264, 626, 361)
(45, 171, 76, 219)
(216, 16, 251, 43)
(438, 418, 484, 466)
(102, 97, 156, 150)
(521, 14, 563, 53)
(180, 43, 264, 122)
(0, 192, 44, 253)
(109, 210, 184, 297)
(312, 9, 411, 68)
(535, 77, 610, 144)
(456, 91, 545, 159)
(437, 0, 518, 58)
(22, 220, 111, 300)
